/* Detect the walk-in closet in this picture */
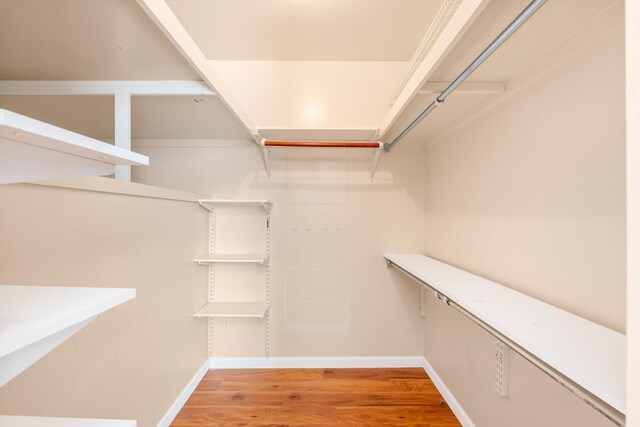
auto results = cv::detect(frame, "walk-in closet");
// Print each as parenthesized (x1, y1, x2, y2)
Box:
(0, 0, 638, 426)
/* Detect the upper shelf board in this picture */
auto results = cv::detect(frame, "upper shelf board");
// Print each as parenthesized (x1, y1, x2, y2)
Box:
(384, 253, 626, 415)
(0, 416, 136, 427)
(0, 109, 149, 184)
(198, 199, 272, 214)
(257, 128, 378, 143)
(0, 285, 135, 387)
(195, 253, 269, 265)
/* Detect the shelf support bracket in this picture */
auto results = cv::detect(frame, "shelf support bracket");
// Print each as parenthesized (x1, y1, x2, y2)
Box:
(114, 93, 132, 181)
(370, 141, 383, 181)
(258, 135, 271, 178)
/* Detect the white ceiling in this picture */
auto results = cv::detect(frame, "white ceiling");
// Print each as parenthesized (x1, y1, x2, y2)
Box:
(167, 0, 444, 61)
(0, 0, 198, 80)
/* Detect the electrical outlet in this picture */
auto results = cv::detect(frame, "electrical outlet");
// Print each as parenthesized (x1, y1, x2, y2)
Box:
(495, 339, 510, 397)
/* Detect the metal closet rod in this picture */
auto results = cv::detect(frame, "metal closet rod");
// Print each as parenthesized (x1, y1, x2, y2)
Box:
(264, 141, 380, 148)
(386, 259, 626, 426)
(384, 0, 548, 152)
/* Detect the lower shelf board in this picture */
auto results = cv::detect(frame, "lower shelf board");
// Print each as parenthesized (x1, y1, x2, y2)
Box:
(193, 303, 269, 319)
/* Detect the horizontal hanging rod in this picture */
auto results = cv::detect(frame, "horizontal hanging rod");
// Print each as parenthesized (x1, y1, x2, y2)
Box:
(384, 0, 548, 152)
(386, 258, 625, 426)
(264, 141, 381, 148)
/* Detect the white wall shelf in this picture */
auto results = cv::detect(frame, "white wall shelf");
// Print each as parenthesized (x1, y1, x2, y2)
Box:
(197, 199, 272, 214)
(0, 285, 136, 388)
(197, 198, 272, 357)
(194, 253, 269, 266)
(0, 416, 136, 427)
(193, 303, 269, 319)
(256, 128, 378, 142)
(0, 109, 148, 184)
(384, 253, 626, 421)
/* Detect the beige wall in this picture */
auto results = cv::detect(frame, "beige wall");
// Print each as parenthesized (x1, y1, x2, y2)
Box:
(0, 179, 208, 427)
(625, 1, 640, 426)
(424, 294, 618, 427)
(133, 140, 426, 357)
(422, 8, 625, 427)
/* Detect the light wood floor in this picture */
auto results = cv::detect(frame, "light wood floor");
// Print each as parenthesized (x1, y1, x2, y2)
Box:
(171, 368, 461, 426)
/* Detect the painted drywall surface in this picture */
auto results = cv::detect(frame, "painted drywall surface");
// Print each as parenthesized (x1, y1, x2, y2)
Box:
(208, 60, 407, 129)
(424, 26, 625, 331)
(133, 141, 425, 357)
(625, 1, 640, 426)
(0, 181, 208, 427)
(0, 0, 198, 80)
(421, 14, 624, 427)
(424, 293, 616, 427)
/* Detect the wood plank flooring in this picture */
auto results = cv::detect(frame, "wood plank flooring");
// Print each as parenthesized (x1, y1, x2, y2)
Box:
(171, 368, 461, 426)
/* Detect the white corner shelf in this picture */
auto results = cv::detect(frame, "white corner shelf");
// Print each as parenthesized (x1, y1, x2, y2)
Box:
(0, 285, 136, 388)
(194, 253, 269, 266)
(0, 416, 136, 427)
(197, 199, 272, 214)
(384, 253, 626, 417)
(256, 127, 378, 142)
(0, 109, 149, 185)
(193, 303, 269, 319)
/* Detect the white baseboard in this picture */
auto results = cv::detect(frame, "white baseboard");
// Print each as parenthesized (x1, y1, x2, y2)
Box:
(156, 358, 209, 427)
(208, 356, 425, 369)
(421, 357, 475, 427)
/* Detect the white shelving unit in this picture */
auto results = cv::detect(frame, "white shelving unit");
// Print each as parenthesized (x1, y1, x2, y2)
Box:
(195, 198, 273, 357)
(198, 199, 272, 214)
(0, 109, 148, 184)
(0, 112, 144, 424)
(384, 253, 626, 422)
(0, 285, 135, 387)
(194, 253, 269, 265)
(193, 303, 269, 319)
(256, 127, 378, 143)
(0, 416, 136, 427)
